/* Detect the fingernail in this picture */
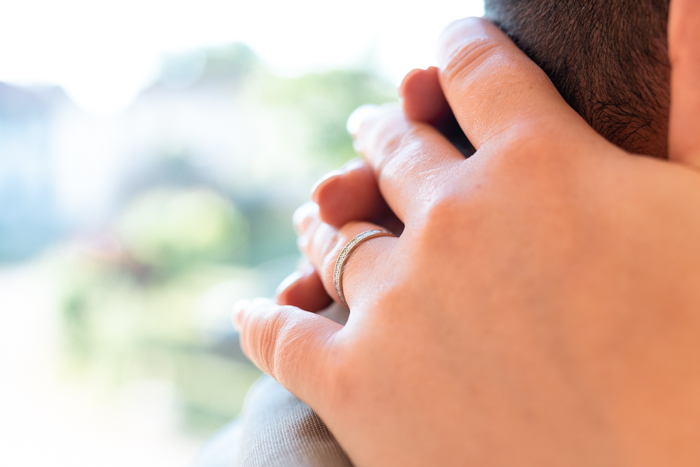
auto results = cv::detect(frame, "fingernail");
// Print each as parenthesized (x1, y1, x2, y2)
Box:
(310, 159, 367, 200)
(341, 158, 365, 172)
(275, 269, 304, 299)
(310, 170, 343, 199)
(346, 104, 381, 137)
(352, 138, 365, 155)
(293, 202, 319, 235)
(436, 17, 490, 68)
(398, 68, 423, 100)
(231, 299, 251, 331)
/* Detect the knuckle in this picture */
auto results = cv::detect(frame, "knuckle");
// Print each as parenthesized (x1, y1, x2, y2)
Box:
(440, 37, 502, 87)
(403, 196, 461, 254)
(243, 303, 338, 390)
(412, 176, 484, 243)
(375, 127, 422, 183)
(500, 127, 549, 163)
(491, 122, 572, 172)
(422, 191, 466, 231)
(377, 128, 404, 162)
(252, 307, 295, 377)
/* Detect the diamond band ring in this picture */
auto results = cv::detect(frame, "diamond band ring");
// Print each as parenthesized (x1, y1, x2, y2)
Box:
(333, 229, 396, 308)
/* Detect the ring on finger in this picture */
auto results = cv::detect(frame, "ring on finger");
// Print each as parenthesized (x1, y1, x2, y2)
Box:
(334, 229, 396, 308)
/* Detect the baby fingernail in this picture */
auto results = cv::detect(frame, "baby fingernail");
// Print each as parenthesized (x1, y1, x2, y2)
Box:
(341, 158, 365, 172)
(293, 201, 319, 234)
(231, 299, 251, 331)
(346, 104, 381, 137)
(310, 169, 343, 198)
(398, 68, 422, 99)
(275, 269, 304, 299)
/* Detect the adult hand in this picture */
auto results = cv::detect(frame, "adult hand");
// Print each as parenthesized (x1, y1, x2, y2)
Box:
(277, 67, 454, 309)
(235, 2, 700, 466)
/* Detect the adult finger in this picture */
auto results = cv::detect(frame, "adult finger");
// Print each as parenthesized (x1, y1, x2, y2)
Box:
(295, 205, 396, 309)
(232, 298, 342, 405)
(349, 105, 465, 223)
(668, 0, 700, 167)
(436, 17, 594, 150)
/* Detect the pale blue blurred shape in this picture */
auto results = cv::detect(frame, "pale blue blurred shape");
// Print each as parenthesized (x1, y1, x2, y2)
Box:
(0, 83, 63, 261)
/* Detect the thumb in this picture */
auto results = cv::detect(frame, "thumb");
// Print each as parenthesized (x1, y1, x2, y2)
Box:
(233, 298, 342, 405)
(668, 0, 700, 167)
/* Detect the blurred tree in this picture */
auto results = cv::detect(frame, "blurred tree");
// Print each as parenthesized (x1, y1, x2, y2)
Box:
(117, 188, 248, 278)
(261, 69, 397, 166)
(54, 43, 399, 437)
(200, 43, 260, 86)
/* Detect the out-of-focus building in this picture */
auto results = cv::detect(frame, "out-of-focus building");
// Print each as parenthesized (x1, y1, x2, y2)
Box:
(0, 82, 66, 261)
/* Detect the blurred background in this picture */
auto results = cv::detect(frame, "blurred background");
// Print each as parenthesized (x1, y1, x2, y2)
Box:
(0, 0, 483, 465)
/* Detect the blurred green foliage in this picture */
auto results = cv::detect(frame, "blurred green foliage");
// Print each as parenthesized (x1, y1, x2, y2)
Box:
(117, 189, 248, 276)
(60, 252, 263, 433)
(261, 69, 396, 166)
(200, 43, 260, 85)
(56, 42, 397, 436)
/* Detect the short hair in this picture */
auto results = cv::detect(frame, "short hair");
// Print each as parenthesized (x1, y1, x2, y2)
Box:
(484, 0, 670, 157)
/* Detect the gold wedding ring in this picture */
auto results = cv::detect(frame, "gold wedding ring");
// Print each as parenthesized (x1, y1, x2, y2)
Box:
(333, 229, 396, 308)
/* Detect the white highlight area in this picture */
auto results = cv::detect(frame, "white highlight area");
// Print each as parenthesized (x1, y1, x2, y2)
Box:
(0, 0, 483, 114)
(0, 266, 200, 467)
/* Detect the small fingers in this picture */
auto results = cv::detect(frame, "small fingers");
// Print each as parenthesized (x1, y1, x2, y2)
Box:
(311, 160, 404, 234)
(276, 262, 333, 312)
(295, 205, 397, 309)
(311, 159, 391, 228)
(400, 67, 474, 157)
(290, 159, 402, 312)
(400, 66, 451, 125)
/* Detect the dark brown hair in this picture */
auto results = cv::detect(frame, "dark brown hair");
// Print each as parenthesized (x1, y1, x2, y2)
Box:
(485, 0, 671, 157)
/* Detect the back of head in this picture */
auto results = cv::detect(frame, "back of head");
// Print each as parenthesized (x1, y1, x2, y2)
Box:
(484, 0, 670, 157)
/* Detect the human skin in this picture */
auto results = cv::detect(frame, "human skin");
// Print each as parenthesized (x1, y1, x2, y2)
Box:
(276, 68, 448, 310)
(234, 1, 700, 465)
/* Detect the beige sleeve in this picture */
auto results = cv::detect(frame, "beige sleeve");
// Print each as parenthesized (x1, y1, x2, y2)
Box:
(193, 303, 352, 467)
